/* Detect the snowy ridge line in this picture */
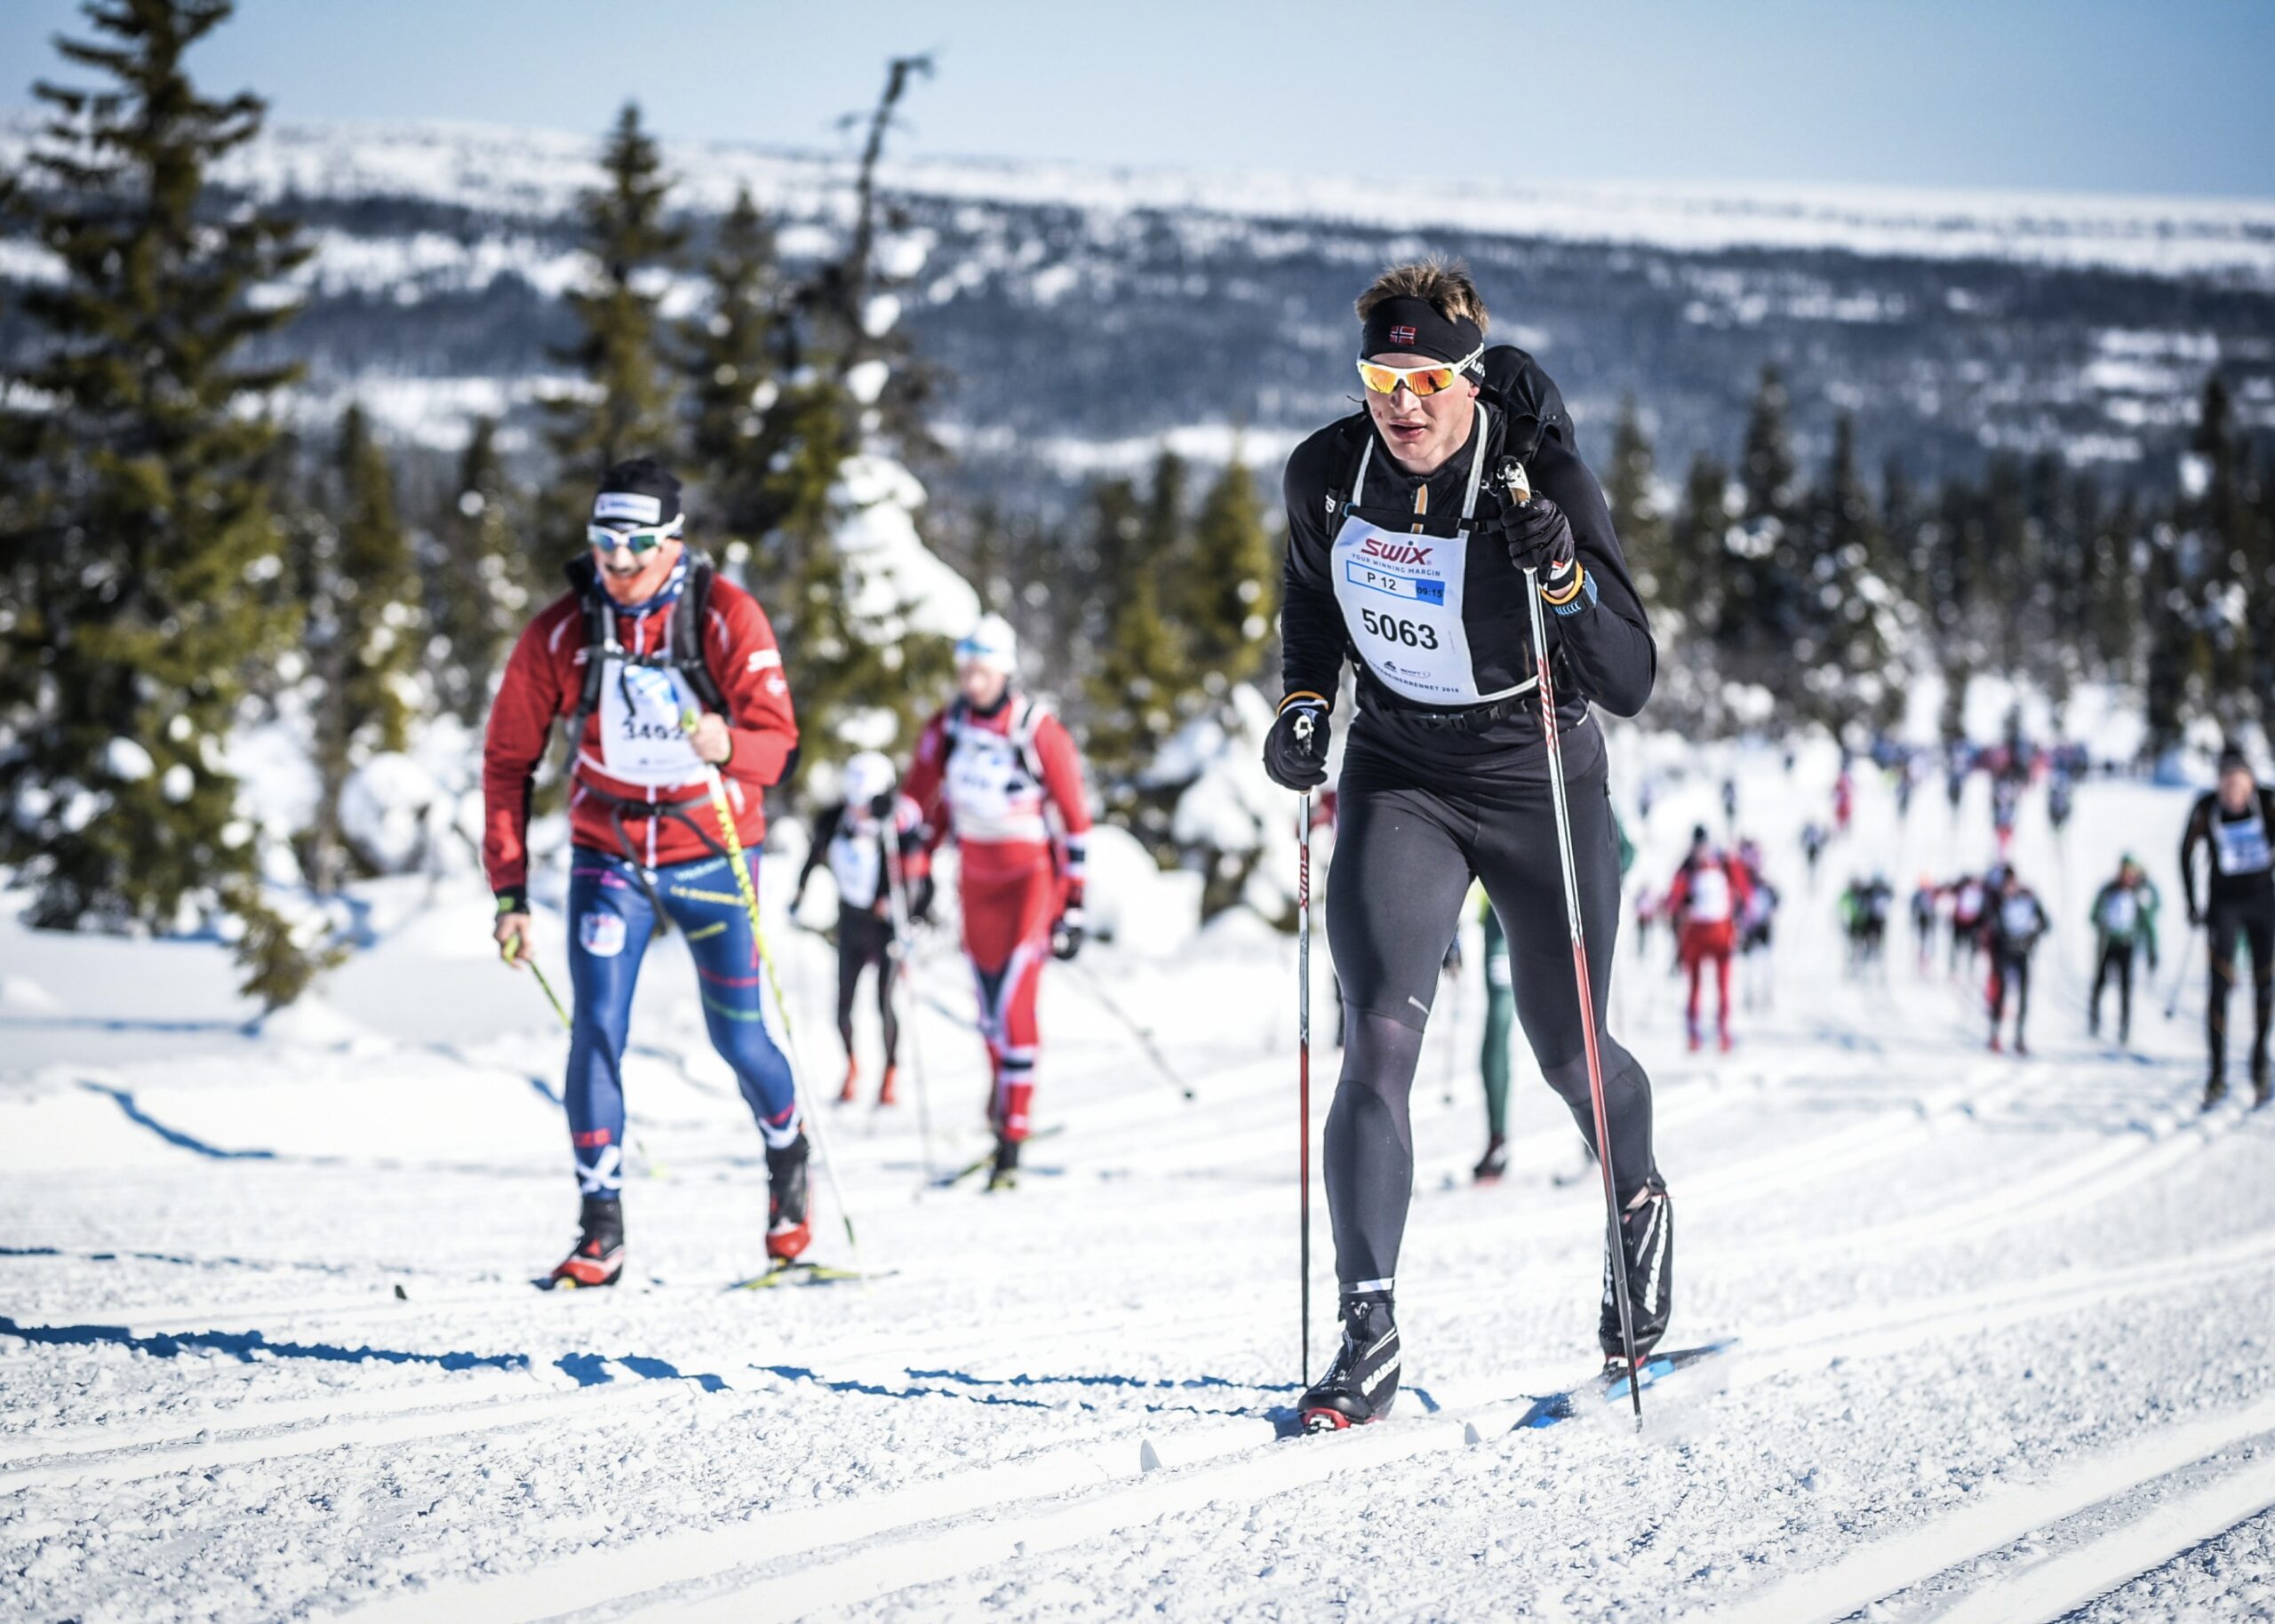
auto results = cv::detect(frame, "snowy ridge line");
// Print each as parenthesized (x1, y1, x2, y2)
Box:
(338, 1233, 2275, 1624)
(0, 1380, 686, 1493)
(1718, 1389, 2275, 1624)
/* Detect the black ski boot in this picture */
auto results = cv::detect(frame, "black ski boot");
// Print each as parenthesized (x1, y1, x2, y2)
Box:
(547, 1196, 624, 1289)
(765, 1134, 811, 1262)
(1600, 1179, 1673, 1366)
(1473, 1134, 1510, 1184)
(986, 1134, 1019, 1192)
(2205, 1074, 2229, 1111)
(1299, 1291, 1401, 1431)
(2254, 1056, 2271, 1109)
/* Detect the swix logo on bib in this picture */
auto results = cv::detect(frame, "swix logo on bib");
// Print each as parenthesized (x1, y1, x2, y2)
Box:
(946, 724, 1049, 844)
(2212, 807, 2272, 876)
(594, 662, 706, 786)
(1329, 404, 1533, 708)
(1688, 865, 1732, 924)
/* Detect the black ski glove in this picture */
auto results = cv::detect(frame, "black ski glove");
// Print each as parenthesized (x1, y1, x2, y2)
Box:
(1051, 904, 1086, 961)
(1263, 695, 1331, 792)
(1484, 495, 1582, 603)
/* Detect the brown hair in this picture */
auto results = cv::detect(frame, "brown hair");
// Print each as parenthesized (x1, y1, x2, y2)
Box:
(1354, 257, 1490, 332)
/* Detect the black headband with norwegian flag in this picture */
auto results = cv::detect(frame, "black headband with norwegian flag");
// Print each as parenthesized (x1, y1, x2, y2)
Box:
(1360, 295, 1485, 375)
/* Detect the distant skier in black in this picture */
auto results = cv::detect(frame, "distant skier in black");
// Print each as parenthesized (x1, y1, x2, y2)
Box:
(2087, 855, 2158, 1048)
(2180, 746, 2275, 1107)
(1264, 258, 1664, 1429)
(1910, 875, 1939, 975)
(1800, 820, 1828, 888)
(792, 751, 925, 1108)
(1985, 868, 2048, 1055)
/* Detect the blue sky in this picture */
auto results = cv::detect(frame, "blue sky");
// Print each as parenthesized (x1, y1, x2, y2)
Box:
(5, 0, 2271, 198)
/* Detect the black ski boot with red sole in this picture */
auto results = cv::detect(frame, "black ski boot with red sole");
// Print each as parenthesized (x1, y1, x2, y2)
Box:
(1299, 1291, 1400, 1432)
(766, 1134, 812, 1262)
(547, 1196, 625, 1289)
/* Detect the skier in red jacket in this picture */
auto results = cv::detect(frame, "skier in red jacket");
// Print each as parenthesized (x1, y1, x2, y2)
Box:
(900, 614, 1092, 1190)
(484, 458, 803, 1287)
(1665, 824, 1755, 1052)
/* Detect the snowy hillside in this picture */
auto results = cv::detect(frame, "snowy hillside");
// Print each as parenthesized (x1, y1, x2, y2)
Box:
(7, 743, 2275, 1620)
(5, 116, 2271, 493)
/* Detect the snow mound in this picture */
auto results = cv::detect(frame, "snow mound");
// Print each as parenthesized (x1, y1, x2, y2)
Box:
(0, 974, 59, 1013)
(1084, 824, 1203, 958)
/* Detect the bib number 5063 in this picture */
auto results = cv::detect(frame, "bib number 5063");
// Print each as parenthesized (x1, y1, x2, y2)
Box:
(1358, 607, 1440, 649)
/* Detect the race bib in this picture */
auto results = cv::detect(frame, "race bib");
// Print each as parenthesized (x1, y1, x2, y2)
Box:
(828, 822, 884, 912)
(946, 724, 1049, 844)
(2000, 896, 2039, 937)
(1688, 867, 1732, 924)
(2103, 892, 2138, 935)
(2212, 808, 2271, 876)
(595, 662, 706, 786)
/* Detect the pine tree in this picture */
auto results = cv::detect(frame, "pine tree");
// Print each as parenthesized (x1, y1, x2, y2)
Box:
(1603, 397, 1672, 614)
(1799, 413, 1894, 731)
(2184, 376, 2255, 732)
(1181, 450, 1277, 694)
(422, 418, 529, 726)
(1084, 467, 1191, 835)
(1715, 366, 1809, 689)
(1671, 450, 1733, 654)
(680, 187, 783, 584)
(0, 0, 317, 999)
(541, 101, 684, 559)
(299, 405, 420, 892)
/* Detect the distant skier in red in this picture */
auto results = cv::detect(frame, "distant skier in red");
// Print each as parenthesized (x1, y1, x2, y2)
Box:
(1666, 824, 1754, 1052)
(902, 615, 1093, 1190)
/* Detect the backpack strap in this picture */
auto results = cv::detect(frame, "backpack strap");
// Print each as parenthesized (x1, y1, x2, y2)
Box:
(557, 552, 615, 778)
(667, 553, 730, 719)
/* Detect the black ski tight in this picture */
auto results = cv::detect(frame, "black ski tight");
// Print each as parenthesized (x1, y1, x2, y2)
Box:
(835, 911, 900, 1066)
(2207, 896, 2275, 1080)
(2092, 942, 2135, 1037)
(1990, 950, 2031, 1039)
(1322, 741, 1656, 1291)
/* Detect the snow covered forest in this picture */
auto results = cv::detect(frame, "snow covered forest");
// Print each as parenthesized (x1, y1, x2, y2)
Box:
(7, 3, 2275, 1620)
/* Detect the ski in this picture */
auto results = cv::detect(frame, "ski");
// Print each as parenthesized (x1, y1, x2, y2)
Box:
(728, 1260, 888, 1291)
(1515, 1338, 1737, 1429)
(929, 1123, 1065, 1189)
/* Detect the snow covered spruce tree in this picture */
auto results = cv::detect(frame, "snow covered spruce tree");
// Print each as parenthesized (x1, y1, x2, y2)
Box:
(0, 0, 324, 1001)
(540, 101, 685, 565)
(698, 55, 963, 776)
(296, 405, 420, 893)
(421, 417, 530, 727)
(1084, 456, 1201, 845)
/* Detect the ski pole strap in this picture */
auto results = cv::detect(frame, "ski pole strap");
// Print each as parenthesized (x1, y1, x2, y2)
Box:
(1279, 691, 1329, 715)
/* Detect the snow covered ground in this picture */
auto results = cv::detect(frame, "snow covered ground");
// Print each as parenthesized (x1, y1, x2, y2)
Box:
(7, 742, 2275, 1622)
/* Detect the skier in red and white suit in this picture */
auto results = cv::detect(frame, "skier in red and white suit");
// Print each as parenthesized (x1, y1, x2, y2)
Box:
(1665, 824, 1755, 1053)
(901, 615, 1093, 1190)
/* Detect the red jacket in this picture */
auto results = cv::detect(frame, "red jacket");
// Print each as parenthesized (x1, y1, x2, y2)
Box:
(483, 575, 797, 896)
(902, 693, 1091, 891)
(1665, 850, 1753, 930)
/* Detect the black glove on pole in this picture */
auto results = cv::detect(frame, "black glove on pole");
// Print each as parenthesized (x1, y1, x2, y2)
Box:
(1265, 695, 1331, 791)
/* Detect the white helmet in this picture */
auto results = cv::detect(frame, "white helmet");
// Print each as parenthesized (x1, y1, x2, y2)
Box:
(954, 612, 1018, 674)
(842, 750, 896, 809)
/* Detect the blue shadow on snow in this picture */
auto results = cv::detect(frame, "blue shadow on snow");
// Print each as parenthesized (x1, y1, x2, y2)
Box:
(80, 1081, 278, 1160)
(0, 1316, 528, 1373)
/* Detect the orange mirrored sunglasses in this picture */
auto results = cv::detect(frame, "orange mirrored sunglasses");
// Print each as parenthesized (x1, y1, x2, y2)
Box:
(1356, 346, 1481, 398)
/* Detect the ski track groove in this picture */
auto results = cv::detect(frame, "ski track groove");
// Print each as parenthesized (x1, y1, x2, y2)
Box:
(322, 1227, 2275, 1623)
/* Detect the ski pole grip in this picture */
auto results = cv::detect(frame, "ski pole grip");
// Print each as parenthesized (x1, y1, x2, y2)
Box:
(1495, 456, 1532, 505)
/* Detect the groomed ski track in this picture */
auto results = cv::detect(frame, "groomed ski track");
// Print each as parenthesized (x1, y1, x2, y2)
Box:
(7, 742, 2275, 1622)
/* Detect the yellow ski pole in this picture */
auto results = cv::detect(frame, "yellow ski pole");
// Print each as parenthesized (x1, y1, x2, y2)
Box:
(683, 712, 863, 1265)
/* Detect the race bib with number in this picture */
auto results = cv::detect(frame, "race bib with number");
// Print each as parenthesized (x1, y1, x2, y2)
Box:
(828, 820, 884, 912)
(1688, 865, 1732, 924)
(2102, 891, 2138, 935)
(2212, 807, 2272, 876)
(593, 662, 706, 787)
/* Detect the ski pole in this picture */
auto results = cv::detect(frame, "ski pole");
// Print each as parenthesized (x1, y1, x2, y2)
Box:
(2163, 925, 2201, 1022)
(683, 717, 863, 1270)
(1064, 958, 1197, 1102)
(880, 816, 939, 1182)
(1296, 770, 1315, 1390)
(1507, 458, 1645, 1426)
